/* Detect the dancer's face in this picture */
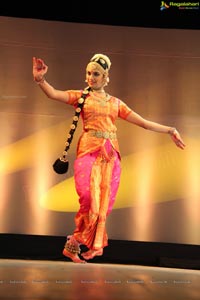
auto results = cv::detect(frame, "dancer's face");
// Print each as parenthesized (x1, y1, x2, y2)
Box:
(86, 63, 106, 90)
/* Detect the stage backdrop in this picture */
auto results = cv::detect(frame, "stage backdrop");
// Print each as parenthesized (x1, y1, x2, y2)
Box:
(0, 16, 199, 245)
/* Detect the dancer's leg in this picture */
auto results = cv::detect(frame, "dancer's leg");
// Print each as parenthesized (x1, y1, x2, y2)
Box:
(62, 235, 86, 263)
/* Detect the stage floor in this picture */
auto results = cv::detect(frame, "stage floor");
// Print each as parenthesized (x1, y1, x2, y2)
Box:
(0, 259, 199, 300)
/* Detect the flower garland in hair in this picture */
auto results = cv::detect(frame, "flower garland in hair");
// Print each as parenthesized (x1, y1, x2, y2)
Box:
(52, 86, 91, 174)
(61, 86, 91, 161)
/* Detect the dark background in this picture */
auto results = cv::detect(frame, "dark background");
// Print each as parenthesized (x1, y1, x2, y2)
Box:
(1, 0, 200, 30)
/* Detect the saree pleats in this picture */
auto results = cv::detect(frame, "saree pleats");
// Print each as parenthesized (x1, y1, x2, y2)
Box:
(73, 140, 121, 250)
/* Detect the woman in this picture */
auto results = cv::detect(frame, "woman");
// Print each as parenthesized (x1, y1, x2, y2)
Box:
(32, 53, 185, 263)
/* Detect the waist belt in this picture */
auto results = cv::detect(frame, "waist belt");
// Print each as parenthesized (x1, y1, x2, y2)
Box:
(88, 130, 117, 139)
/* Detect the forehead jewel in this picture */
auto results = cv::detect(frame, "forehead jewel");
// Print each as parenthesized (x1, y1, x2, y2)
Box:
(90, 57, 108, 70)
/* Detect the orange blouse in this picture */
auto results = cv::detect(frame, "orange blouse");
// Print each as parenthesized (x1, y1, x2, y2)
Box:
(66, 90, 132, 158)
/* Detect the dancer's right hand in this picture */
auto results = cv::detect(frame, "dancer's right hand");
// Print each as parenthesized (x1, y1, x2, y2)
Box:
(32, 57, 48, 82)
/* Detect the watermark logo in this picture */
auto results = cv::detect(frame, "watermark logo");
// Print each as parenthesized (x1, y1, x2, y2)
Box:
(160, 1, 200, 10)
(160, 1, 170, 10)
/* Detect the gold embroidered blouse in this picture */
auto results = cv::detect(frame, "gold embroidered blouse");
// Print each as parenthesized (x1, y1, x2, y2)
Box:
(66, 90, 132, 158)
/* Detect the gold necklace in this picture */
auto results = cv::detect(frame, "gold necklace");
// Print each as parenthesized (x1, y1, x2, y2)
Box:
(90, 91, 110, 106)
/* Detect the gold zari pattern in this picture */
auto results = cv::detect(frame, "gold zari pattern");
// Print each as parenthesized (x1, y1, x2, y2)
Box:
(89, 130, 117, 140)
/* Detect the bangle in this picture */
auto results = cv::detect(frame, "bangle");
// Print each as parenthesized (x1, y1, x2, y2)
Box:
(168, 127, 177, 135)
(34, 76, 45, 84)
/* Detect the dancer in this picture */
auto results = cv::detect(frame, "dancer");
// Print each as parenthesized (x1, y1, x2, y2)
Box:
(33, 53, 185, 263)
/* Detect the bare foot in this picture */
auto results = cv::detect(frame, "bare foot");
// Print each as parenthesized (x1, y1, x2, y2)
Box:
(63, 249, 86, 263)
(81, 249, 103, 260)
